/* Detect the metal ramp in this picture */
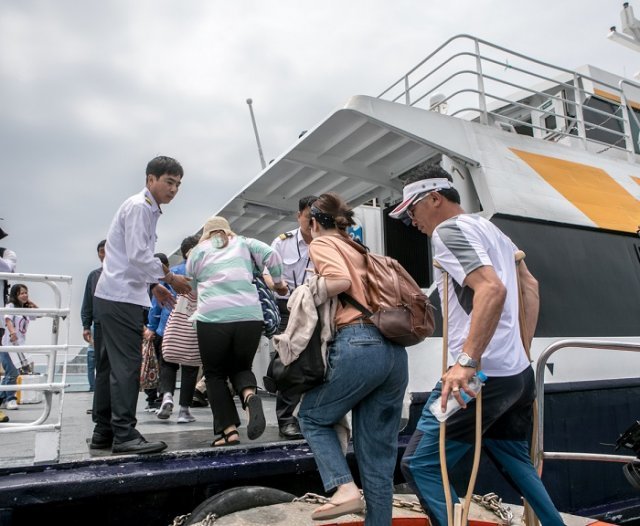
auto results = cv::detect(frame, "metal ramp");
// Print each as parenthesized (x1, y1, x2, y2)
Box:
(0, 272, 71, 464)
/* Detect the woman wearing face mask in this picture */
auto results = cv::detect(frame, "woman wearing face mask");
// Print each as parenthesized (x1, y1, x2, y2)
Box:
(297, 193, 409, 524)
(186, 216, 287, 447)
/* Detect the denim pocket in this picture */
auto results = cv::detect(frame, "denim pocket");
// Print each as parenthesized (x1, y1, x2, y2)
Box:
(348, 336, 383, 346)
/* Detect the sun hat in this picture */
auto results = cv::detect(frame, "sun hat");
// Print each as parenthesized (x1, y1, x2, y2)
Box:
(200, 216, 234, 242)
(389, 178, 454, 220)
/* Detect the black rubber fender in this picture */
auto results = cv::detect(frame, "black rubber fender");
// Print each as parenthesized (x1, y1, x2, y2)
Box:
(186, 486, 296, 524)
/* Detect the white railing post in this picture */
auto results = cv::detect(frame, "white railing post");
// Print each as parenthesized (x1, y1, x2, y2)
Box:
(572, 73, 589, 150)
(474, 39, 488, 125)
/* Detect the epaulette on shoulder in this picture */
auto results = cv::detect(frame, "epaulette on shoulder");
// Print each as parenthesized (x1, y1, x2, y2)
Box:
(279, 232, 294, 240)
(144, 196, 153, 206)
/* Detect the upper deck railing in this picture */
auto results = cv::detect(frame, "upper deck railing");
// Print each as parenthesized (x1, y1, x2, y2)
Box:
(377, 34, 639, 162)
(0, 272, 71, 464)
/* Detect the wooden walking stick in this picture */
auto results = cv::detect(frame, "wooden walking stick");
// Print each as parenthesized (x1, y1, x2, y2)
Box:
(433, 260, 483, 526)
(515, 250, 540, 526)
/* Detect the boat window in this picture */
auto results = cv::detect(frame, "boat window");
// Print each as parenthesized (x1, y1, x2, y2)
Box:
(582, 96, 626, 149)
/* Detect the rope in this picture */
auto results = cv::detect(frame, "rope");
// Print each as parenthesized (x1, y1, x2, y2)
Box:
(514, 251, 539, 526)
(435, 260, 454, 526)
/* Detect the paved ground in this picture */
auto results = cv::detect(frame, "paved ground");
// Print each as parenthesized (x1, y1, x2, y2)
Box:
(0, 388, 291, 468)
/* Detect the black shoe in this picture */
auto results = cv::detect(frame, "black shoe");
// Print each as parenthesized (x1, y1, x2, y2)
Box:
(88, 433, 113, 450)
(279, 422, 303, 440)
(191, 390, 209, 408)
(112, 437, 167, 455)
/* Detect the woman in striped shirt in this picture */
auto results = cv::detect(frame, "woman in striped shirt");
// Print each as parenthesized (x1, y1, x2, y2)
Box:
(187, 216, 287, 447)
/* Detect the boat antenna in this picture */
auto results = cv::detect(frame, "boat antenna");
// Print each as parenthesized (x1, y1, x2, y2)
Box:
(246, 98, 267, 170)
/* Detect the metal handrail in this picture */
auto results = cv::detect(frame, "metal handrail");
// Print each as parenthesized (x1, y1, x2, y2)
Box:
(0, 271, 72, 464)
(377, 34, 636, 158)
(534, 339, 640, 475)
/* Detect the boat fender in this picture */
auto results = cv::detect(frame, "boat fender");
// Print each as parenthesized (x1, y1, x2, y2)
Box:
(185, 486, 296, 525)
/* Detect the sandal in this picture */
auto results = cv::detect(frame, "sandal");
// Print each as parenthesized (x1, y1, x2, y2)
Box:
(244, 393, 266, 440)
(211, 429, 240, 447)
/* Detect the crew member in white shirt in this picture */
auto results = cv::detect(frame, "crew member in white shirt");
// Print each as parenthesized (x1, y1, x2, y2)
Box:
(269, 195, 317, 440)
(89, 156, 191, 455)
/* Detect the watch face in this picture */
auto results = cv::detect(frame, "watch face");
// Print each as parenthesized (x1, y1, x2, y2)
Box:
(458, 354, 470, 366)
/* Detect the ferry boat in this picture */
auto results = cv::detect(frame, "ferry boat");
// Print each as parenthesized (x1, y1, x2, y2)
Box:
(1, 7, 640, 526)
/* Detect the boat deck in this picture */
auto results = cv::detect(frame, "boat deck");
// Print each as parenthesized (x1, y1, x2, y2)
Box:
(0, 388, 291, 468)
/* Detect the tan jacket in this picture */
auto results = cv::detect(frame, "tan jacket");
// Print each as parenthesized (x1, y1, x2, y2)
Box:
(272, 275, 337, 369)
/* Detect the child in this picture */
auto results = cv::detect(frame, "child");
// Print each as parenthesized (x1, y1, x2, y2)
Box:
(1, 284, 38, 410)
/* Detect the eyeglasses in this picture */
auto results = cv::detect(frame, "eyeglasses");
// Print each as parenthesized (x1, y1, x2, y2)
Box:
(407, 193, 429, 220)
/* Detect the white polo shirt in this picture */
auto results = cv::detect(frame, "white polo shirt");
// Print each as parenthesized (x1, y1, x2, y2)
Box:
(270, 227, 313, 299)
(432, 214, 530, 378)
(95, 188, 165, 307)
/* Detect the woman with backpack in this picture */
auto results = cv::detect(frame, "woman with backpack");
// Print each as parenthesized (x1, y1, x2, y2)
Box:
(297, 192, 409, 524)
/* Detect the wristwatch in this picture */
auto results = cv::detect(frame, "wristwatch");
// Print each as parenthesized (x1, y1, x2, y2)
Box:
(456, 352, 478, 369)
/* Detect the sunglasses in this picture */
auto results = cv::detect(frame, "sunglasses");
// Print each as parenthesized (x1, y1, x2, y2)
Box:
(406, 192, 430, 220)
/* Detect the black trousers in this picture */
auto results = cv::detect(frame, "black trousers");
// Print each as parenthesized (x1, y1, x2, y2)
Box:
(275, 299, 301, 427)
(159, 357, 199, 407)
(196, 320, 262, 435)
(93, 298, 144, 443)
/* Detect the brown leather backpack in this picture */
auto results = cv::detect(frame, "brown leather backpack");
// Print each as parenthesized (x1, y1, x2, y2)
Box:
(337, 236, 435, 347)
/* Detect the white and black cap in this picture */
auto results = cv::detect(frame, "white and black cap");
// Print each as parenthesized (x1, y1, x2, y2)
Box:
(388, 178, 454, 220)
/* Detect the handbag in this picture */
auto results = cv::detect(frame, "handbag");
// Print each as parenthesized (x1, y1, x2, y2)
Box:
(162, 294, 202, 367)
(139, 338, 159, 391)
(263, 312, 324, 397)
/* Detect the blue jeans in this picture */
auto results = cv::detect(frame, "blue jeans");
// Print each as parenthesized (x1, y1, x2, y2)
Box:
(0, 351, 18, 402)
(298, 323, 408, 526)
(401, 367, 564, 526)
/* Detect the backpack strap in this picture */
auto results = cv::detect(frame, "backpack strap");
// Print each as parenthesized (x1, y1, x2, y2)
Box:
(338, 292, 374, 318)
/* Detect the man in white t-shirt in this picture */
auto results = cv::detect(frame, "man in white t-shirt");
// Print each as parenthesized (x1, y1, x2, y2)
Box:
(390, 166, 563, 526)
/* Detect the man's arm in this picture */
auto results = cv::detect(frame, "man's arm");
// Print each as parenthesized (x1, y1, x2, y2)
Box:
(80, 273, 95, 343)
(518, 260, 539, 349)
(440, 265, 506, 408)
(0, 249, 17, 272)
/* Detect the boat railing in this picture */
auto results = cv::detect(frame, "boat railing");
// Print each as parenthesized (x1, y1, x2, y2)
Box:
(377, 34, 637, 160)
(0, 272, 72, 464)
(534, 339, 640, 474)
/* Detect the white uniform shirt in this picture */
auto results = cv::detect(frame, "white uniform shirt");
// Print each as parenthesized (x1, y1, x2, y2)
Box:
(432, 214, 530, 378)
(0, 248, 17, 329)
(270, 228, 313, 299)
(95, 188, 164, 307)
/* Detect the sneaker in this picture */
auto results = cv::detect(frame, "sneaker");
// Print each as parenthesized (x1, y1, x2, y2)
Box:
(145, 399, 161, 412)
(177, 406, 196, 424)
(6, 400, 18, 410)
(157, 395, 173, 420)
(0, 410, 8, 423)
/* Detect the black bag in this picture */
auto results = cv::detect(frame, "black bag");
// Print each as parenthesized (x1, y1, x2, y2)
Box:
(263, 315, 324, 397)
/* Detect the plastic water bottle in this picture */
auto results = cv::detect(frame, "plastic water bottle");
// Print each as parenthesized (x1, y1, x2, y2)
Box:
(429, 371, 488, 422)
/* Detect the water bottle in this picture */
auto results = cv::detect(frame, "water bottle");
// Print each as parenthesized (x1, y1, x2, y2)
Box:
(429, 371, 488, 422)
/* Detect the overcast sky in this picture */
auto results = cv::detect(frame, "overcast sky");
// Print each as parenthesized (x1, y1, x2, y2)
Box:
(1, 0, 638, 350)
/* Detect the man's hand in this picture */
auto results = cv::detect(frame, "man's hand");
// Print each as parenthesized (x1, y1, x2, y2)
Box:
(169, 274, 192, 295)
(272, 281, 289, 296)
(440, 364, 477, 411)
(82, 329, 93, 345)
(143, 327, 155, 341)
(152, 284, 176, 308)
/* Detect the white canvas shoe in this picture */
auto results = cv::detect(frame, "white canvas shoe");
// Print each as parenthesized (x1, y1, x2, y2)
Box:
(177, 406, 196, 424)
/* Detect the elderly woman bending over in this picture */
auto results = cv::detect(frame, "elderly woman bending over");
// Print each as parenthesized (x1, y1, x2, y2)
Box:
(186, 216, 287, 447)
